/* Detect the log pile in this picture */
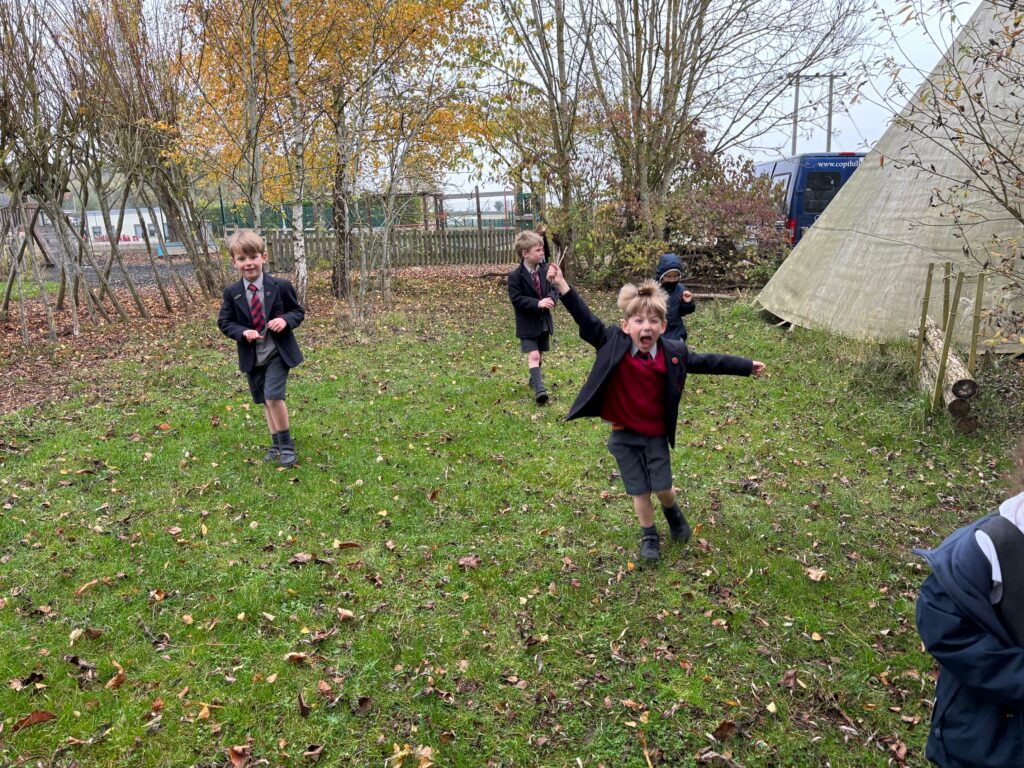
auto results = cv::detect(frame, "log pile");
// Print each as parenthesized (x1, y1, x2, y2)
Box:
(916, 316, 978, 433)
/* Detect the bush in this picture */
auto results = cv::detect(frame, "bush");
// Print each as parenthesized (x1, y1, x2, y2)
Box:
(571, 202, 666, 288)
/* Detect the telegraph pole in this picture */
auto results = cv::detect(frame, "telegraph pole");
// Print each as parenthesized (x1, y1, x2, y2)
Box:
(826, 74, 835, 152)
(791, 74, 800, 156)
(790, 71, 846, 156)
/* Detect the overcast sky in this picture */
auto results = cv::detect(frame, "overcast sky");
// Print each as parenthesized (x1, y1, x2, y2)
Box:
(752, 0, 983, 162)
(451, 0, 983, 194)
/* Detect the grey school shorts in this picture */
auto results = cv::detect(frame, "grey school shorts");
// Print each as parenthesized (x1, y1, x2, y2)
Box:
(246, 356, 290, 404)
(607, 428, 673, 496)
(520, 333, 550, 353)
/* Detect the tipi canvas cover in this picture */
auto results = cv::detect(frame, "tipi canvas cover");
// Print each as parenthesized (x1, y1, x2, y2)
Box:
(755, 0, 1024, 345)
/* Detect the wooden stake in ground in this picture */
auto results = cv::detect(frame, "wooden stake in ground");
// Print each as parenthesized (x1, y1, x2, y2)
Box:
(933, 272, 964, 411)
(915, 262, 934, 378)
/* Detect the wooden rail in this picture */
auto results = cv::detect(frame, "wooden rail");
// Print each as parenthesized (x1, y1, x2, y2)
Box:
(265, 228, 518, 271)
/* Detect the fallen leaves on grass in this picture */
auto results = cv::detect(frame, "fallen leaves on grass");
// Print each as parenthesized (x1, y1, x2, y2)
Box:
(303, 744, 324, 763)
(227, 744, 251, 767)
(384, 743, 433, 768)
(458, 553, 481, 569)
(13, 710, 55, 732)
(804, 567, 827, 582)
(696, 747, 745, 767)
(105, 660, 126, 689)
(711, 720, 738, 742)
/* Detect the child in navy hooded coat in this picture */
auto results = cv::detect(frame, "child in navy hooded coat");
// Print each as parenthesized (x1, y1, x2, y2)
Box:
(915, 441, 1024, 767)
(654, 253, 696, 342)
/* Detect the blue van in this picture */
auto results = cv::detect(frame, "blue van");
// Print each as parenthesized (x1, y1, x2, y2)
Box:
(754, 153, 864, 245)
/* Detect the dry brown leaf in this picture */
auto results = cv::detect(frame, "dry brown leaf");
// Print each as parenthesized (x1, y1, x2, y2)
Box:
(13, 710, 55, 732)
(711, 719, 738, 741)
(285, 652, 308, 664)
(303, 744, 324, 763)
(457, 554, 481, 569)
(104, 660, 126, 690)
(336, 608, 355, 622)
(804, 567, 827, 582)
(227, 744, 250, 767)
(75, 578, 99, 597)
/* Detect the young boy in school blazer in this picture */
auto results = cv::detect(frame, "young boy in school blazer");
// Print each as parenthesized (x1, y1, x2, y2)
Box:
(217, 229, 305, 467)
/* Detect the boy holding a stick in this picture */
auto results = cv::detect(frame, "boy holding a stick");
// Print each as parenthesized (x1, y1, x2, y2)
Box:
(546, 263, 765, 562)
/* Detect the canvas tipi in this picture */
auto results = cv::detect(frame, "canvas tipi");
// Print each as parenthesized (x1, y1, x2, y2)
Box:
(755, 0, 1024, 346)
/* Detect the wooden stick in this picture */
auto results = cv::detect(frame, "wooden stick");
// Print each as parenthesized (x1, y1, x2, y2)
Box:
(942, 261, 952, 328)
(933, 271, 964, 411)
(967, 271, 986, 376)
(915, 263, 934, 378)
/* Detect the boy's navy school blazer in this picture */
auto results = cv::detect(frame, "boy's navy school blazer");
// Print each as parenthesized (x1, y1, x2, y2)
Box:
(507, 261, 559, 339)
(560, 286, 752, 448)
(217, 274, 305, 373)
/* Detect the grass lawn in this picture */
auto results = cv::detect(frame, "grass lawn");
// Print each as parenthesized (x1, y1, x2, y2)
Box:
(1, 268, 1021, 767)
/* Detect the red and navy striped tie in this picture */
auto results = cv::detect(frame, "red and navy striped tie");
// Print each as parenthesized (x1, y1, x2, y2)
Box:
(248, 284, 266, 334)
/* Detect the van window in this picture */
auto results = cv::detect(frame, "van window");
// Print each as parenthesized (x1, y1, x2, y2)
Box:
(802, 171, 841, 214)
(771, 173, 791, 196)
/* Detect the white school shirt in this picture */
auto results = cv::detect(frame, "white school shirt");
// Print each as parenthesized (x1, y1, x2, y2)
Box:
(974, 489, 1024, 603)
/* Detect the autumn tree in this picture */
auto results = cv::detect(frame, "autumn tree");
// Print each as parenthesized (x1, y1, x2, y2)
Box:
(583, 0, 872, 240)
(491, 0, 591, 274)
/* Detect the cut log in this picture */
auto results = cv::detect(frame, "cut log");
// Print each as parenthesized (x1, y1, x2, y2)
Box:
(922, 317, 978, 398)
(919, 350, 972, 418)
(954, 415, 978, 434)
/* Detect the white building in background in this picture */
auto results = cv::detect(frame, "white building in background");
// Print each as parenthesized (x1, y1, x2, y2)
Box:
(64, 207, 172, 243)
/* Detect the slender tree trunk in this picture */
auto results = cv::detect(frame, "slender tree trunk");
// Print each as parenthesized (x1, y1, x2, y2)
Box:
(331, 87, 352, 299)
(96, 180, 149, 316)
(1, 203, 41, 319)
(141, 190, 194, 304)
(20, 200, 57, 341)
(280, 0, 308, 303)
(136, 206, 172, 312)
(43, 198, 121, 322)
(246, 0, 264, 231)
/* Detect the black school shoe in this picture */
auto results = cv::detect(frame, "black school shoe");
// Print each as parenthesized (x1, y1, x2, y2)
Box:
(638, 532, 661, 562)
(278, 440, 298, 468)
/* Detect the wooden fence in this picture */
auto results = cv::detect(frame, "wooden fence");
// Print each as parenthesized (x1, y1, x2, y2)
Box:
(265, 228, 518, 272)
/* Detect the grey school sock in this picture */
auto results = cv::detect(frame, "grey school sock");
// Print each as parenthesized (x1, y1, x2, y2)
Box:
(662, 503, 683, 527)
(277, 428, 297, 467)
(529, 366, 548, 403)
(263, 432, 282, 462)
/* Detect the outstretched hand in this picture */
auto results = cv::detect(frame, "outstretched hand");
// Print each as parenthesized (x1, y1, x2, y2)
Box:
(546, 263, 568, 292)
(751, 361, 766, 377)
(682, 290, 693, 302)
